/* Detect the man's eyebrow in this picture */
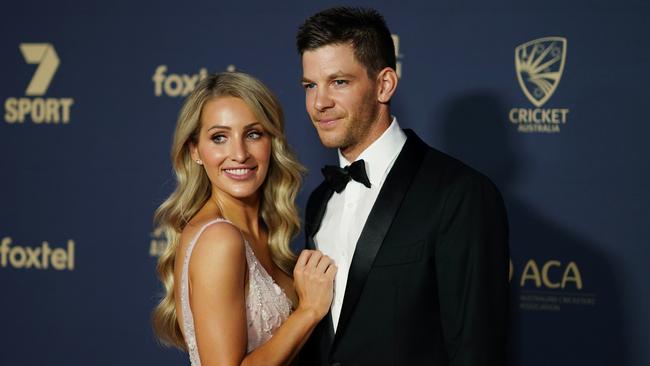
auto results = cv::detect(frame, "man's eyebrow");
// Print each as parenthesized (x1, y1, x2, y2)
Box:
(301, 72, 356, 83)
(329, 72, 356, 79)
(206, 122, 261, 131)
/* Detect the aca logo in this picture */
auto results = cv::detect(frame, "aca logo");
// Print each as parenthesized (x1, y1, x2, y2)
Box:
(508, 37, 570, 133)
(511, 258, 596, 311)
(391, 34, 403, 79)
(518, 259, 582, 289)
(4, 43, 75, 125)
(149, 226, 169, 257)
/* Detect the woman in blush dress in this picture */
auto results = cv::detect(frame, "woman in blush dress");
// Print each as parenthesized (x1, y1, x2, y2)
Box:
(152, 72, 335, 366)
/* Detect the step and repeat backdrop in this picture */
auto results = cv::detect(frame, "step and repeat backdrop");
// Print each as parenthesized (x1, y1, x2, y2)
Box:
(1, 0, 649, 365)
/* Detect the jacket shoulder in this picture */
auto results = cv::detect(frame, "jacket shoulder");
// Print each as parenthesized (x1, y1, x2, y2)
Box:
(417, 140, 502, 198)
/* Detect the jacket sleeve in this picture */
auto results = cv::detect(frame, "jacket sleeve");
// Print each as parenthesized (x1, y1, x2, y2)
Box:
(435, 172, 510, 365)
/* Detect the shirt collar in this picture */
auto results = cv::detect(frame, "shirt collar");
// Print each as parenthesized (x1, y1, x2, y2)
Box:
(338, 117, 406, 187)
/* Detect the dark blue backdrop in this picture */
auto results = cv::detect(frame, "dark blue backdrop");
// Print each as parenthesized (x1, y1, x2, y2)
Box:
(2, 1, 649, 365)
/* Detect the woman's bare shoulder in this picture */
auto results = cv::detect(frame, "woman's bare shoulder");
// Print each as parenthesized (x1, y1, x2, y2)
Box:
(180, 218, 246, 277)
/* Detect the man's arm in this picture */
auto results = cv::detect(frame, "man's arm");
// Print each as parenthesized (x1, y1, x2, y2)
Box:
(435, 172, 510, 365)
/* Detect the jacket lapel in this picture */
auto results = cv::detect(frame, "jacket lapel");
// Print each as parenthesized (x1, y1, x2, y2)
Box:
(305, 182, 334, 250)
(331, 129, 428, 350)
(304, 182, 336, 357)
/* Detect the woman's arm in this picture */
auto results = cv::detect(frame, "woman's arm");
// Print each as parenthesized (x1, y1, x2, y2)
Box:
(188, 223, 335, 366)
(189, 222, 248, 365)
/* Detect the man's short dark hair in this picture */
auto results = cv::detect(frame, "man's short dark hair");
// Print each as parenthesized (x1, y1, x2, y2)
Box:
(296, 7, 396, 77)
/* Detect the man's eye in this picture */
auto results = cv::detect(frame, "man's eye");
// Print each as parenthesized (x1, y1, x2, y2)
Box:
(333, 80, 348, 86)
(211, 134, 226, 143)
(302, 83, 316, 90)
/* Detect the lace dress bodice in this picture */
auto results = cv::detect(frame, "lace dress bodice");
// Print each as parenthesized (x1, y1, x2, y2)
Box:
(179, 218, 293, 366)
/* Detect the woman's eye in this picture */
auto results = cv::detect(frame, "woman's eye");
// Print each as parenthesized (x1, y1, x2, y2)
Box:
(248, 130, 263, 140)
(211, 134, 226, 143)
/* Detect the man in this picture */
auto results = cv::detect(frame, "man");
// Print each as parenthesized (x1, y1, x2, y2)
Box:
(297, 7, 509, 366)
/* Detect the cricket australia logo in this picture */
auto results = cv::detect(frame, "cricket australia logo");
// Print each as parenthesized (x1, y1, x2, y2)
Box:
(515, 37, 567, 107)
(508, 36, 570, 134)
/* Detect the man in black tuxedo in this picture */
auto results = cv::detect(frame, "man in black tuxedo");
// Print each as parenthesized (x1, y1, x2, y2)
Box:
(296, 7, 509, 366)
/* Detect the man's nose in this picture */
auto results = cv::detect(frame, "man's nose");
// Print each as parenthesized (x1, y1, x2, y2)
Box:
(314, 88, 334, 112)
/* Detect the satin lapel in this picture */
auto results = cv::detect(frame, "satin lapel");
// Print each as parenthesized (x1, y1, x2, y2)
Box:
(331, 130, 428, 350)
(304, 182, 336, 350)
(305, 182, 334, 250)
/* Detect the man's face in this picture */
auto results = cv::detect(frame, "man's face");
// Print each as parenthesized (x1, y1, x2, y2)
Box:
(301, 43, 380, 156)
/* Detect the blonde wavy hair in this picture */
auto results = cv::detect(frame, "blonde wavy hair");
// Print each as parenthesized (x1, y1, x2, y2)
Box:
(152, 72, 304, 349)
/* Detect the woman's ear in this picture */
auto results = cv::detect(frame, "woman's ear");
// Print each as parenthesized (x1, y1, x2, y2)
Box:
(190, 143, 202, 165)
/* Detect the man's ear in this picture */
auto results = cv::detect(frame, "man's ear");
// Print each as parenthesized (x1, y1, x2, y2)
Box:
(376, 67, 398, 104)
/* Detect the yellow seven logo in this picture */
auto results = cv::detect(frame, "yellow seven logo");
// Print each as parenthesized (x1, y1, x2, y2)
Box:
(515, 37, 567, 107)
(20, 43, 60, 96)
(4, 43, 73, 125)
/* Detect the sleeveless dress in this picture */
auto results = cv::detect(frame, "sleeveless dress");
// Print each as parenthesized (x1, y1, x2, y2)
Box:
(179, 218, 293, 366)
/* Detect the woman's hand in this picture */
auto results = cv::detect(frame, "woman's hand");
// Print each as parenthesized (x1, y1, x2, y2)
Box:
(238, 250, 337, 365)
(293, 250, 337, 320)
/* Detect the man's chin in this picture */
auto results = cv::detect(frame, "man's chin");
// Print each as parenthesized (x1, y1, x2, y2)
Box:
(315, 132, 344, 149)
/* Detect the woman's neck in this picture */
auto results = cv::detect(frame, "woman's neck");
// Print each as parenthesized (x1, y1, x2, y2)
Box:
(211, 191, 263, 241)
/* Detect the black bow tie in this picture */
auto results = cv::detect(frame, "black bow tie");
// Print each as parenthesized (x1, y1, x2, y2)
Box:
(322, 159, 371, 193)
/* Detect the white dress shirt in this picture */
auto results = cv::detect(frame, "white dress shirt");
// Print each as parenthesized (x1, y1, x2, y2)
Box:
(314, 117, 407, 331)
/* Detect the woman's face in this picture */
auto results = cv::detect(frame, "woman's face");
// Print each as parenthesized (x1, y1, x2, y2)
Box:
(192, 96, 272, 201)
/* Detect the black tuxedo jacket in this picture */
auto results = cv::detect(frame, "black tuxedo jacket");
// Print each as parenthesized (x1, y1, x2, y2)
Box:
(299, 130, 509, 366)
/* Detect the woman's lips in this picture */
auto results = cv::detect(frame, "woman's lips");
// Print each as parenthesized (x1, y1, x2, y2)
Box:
(223, 166, 257, 180)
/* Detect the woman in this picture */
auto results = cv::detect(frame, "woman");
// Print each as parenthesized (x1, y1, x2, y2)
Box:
(152, 72, 335, 365)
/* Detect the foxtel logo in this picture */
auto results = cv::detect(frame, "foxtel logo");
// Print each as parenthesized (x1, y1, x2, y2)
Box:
(153, 65, 208, 97)
(1, 237, 75, 271)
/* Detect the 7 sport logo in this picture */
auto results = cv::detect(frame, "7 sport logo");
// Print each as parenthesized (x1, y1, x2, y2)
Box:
(4, 43, 74, 125)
